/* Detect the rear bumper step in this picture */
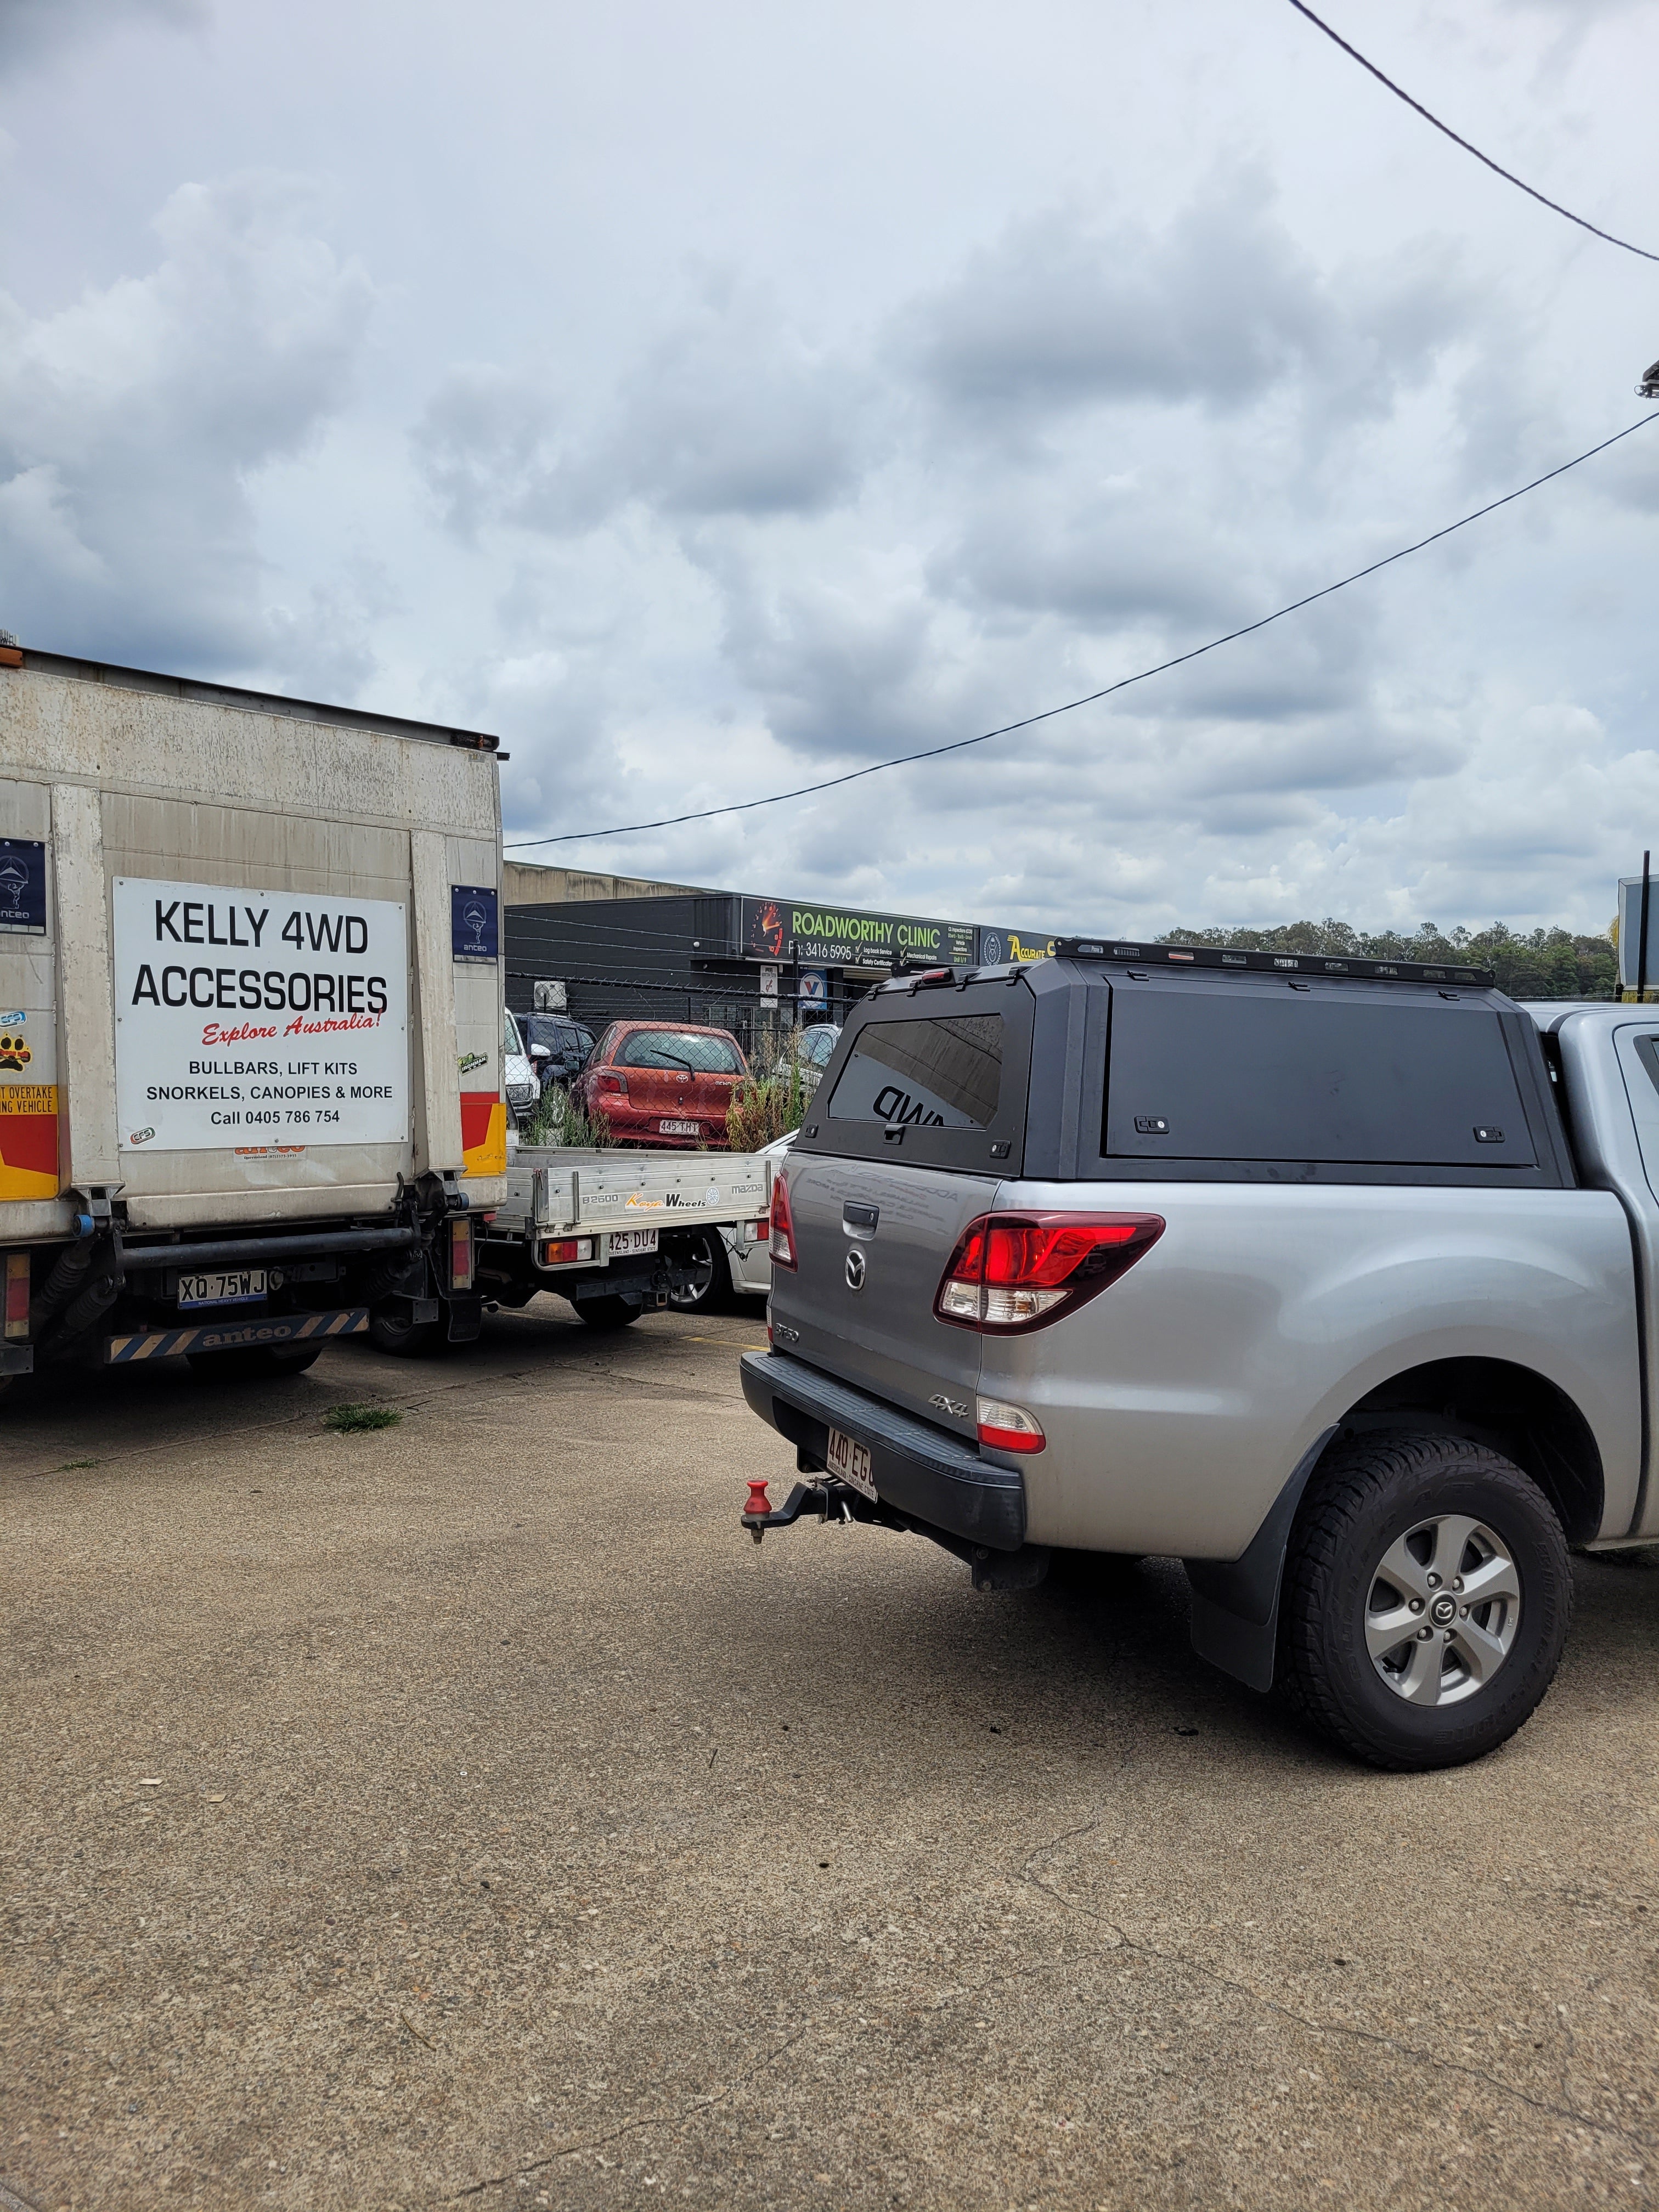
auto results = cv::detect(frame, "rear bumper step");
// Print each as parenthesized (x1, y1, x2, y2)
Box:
(103, 1307, 369, 1364)
(740, 1349, 1028, 1553)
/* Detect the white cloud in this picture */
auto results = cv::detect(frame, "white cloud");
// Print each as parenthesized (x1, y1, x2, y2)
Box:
(0, 173, 373, 669)
(5, 0, 1657, 940)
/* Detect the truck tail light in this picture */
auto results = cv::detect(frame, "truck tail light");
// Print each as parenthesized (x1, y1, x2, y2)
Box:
(539, 1237, 595, 1265)
(4, 1251, 29, 1339)
(934, 1212, 1164, 1333)
(449, 1217, 475, 1291)
(593, 1070, 628, 1097)
(770, 1171, 797, 1269)
(750, 1216, 769, 1241)
(975, 1396, 1045, 1453)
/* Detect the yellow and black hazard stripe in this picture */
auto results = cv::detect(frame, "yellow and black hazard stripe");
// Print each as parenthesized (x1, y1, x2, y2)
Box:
(103, 1307, 370, 1364)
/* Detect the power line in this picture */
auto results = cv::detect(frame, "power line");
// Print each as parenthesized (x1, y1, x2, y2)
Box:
(505, 411, 1659, 849)
(1285, 0, 1659, 264)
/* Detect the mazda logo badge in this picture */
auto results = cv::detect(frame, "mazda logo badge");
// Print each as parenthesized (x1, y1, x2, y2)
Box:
(844, 1249, 866, 1292)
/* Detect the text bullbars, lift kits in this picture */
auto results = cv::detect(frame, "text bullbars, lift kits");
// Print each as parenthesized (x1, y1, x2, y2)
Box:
(1049, 939, 1497, 988)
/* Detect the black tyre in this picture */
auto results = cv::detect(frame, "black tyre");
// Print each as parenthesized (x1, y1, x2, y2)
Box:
(668, 1231, 729, 1314)
(1279, 1431, 1571, 1771)
(367, 1308, 447, 1358)
(576, 1294, 645, 1330)
(187, 1344, 323, 1380)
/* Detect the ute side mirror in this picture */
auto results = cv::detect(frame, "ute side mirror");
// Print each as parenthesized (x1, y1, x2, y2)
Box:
(529, 1043, 550, 1060)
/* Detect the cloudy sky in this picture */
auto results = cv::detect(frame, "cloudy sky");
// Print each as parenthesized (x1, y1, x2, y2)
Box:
(3, 0, 1656, 937)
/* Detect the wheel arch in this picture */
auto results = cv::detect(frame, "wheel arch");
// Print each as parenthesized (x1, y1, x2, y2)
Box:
(1334, 1355, 1604, 1547)
(1188, 1356, 1604, 1695)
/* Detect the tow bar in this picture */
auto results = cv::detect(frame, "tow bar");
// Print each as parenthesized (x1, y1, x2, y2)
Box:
(741, 1476, 892, 1543)
(741, 1476, 1052, 1590)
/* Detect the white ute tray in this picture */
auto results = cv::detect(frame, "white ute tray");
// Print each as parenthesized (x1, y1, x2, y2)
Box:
(505, 1147, 768, 1235)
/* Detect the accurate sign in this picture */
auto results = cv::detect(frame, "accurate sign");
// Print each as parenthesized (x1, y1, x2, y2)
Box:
(112, 876, 409, 1152)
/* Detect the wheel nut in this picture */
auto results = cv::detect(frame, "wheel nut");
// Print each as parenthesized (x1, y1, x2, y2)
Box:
(1417, 1626, 1433, 1640)
(1452, 1577, 1464, 1592)
(1409, 1598, 1424, 1614)
(1460, 1605, 1469, 1618)
(1426, 1573, 1441, 1588)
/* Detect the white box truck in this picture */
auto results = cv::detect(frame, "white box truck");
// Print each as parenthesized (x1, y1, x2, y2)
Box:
(0, 641, 509, 1385)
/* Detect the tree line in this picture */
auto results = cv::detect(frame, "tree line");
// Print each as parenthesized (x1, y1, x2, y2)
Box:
(1156, 919, 1618, 1000)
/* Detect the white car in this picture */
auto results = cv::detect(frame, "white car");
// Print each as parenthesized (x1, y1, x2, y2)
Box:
(503, 1007, 539, 1127)
(721, 1131, 794, 1299)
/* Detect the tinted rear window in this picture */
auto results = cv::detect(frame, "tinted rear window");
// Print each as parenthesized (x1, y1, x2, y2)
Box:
(827, 1014, 1003, 1130)
(1104, 982, 1534, 1167)
(617, 1030, 743, 1074)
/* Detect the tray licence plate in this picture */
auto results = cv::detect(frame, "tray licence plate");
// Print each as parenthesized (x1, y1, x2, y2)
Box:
(826, 1425, 876, 1499)
(609, 1228, 659, 1255)
(659, 1119, 701, 1136)
(178, 1268, 267, 1309)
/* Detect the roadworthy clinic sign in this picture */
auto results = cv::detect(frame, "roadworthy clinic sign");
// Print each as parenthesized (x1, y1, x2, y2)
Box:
(112, 878, 409, 1152)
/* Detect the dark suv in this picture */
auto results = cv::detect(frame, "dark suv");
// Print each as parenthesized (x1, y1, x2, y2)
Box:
(520, 1012, 595, 1090)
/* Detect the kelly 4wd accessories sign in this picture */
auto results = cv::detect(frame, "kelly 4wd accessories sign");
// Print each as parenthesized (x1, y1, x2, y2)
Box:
(112, 877, 408, 1152)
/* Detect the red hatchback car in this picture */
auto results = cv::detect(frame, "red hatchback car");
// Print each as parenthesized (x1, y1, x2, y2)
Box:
(574, 1021, 750, 1148)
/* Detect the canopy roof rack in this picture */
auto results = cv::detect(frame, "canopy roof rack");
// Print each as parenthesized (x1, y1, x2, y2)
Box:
(1052, 936, 1496, 989)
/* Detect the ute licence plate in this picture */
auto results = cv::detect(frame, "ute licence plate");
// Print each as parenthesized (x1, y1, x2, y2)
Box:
(826, 1426, 876, 1500)
(659, 1118, 701, 1136)
(609, 1228, 659, 1255)
(178, 1269, 267, 1309)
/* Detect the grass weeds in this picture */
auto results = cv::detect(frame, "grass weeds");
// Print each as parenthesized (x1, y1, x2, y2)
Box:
(324, 1403, 401, 1435)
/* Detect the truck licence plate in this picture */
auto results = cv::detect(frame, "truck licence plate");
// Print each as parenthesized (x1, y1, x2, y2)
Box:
(659, 1119, 700, 1136)
(178, 1269, 267, 1308)
(826, 1426, 876, 1499)
(609, 1228, 659, 1255)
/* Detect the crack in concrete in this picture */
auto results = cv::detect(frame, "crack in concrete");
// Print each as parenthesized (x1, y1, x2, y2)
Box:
(1015, 1818, 1657, 2156)
(435, 2022, 811, 2203)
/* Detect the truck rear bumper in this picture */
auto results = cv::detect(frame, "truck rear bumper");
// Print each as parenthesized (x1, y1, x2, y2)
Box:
(103, 1307, 369, 1364)
(740, 1349, 1026, 1552)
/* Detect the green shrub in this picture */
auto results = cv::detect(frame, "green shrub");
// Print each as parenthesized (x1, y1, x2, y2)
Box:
(725, 1060, 807, 1150)
(522, 1086, 612, 1148)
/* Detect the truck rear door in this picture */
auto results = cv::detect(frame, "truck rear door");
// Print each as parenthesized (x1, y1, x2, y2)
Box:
(771, 977, 1032, 1427)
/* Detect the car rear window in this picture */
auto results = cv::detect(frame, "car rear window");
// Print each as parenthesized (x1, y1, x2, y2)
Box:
(617, 1030, 743, 1074)
(1103, 980, 1535, 1167)
(827, 1014, 1003, 1129)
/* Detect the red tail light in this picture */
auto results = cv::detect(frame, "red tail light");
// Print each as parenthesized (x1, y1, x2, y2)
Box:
(593, 1070, 628, 1097)
(449, 1216, 475, 1292)
(770, 1170, 797, 1269)
(935, 1212, 1164, 1333)
(5, 1251, 30, 1340)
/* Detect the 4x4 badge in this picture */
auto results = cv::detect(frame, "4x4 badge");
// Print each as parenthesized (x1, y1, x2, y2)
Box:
(844, 1249, 866, 1292)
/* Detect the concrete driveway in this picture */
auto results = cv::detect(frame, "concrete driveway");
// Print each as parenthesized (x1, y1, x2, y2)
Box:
(4, 1298, 1658, 2211)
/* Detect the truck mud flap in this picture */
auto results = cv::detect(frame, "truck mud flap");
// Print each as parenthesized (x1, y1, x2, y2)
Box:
(103, 1308, 370, 1364)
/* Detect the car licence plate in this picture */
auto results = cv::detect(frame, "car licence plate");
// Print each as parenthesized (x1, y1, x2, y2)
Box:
(609, 1228, 659, 1255)
(826, 1426, 876, 1499)
(659, 1119, 701, 1136)
(178, 1268, 267, 1308)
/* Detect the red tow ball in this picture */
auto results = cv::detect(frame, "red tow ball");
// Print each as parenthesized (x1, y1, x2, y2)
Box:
(744, 1480, 772, 1518)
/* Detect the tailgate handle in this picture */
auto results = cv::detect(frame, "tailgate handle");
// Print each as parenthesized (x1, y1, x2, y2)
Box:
(842, 1202, 879, 1236)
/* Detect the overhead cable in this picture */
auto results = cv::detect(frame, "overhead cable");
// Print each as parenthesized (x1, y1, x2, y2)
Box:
(1284, 0, 1659, 264)
(505, 411, 1659, 849)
